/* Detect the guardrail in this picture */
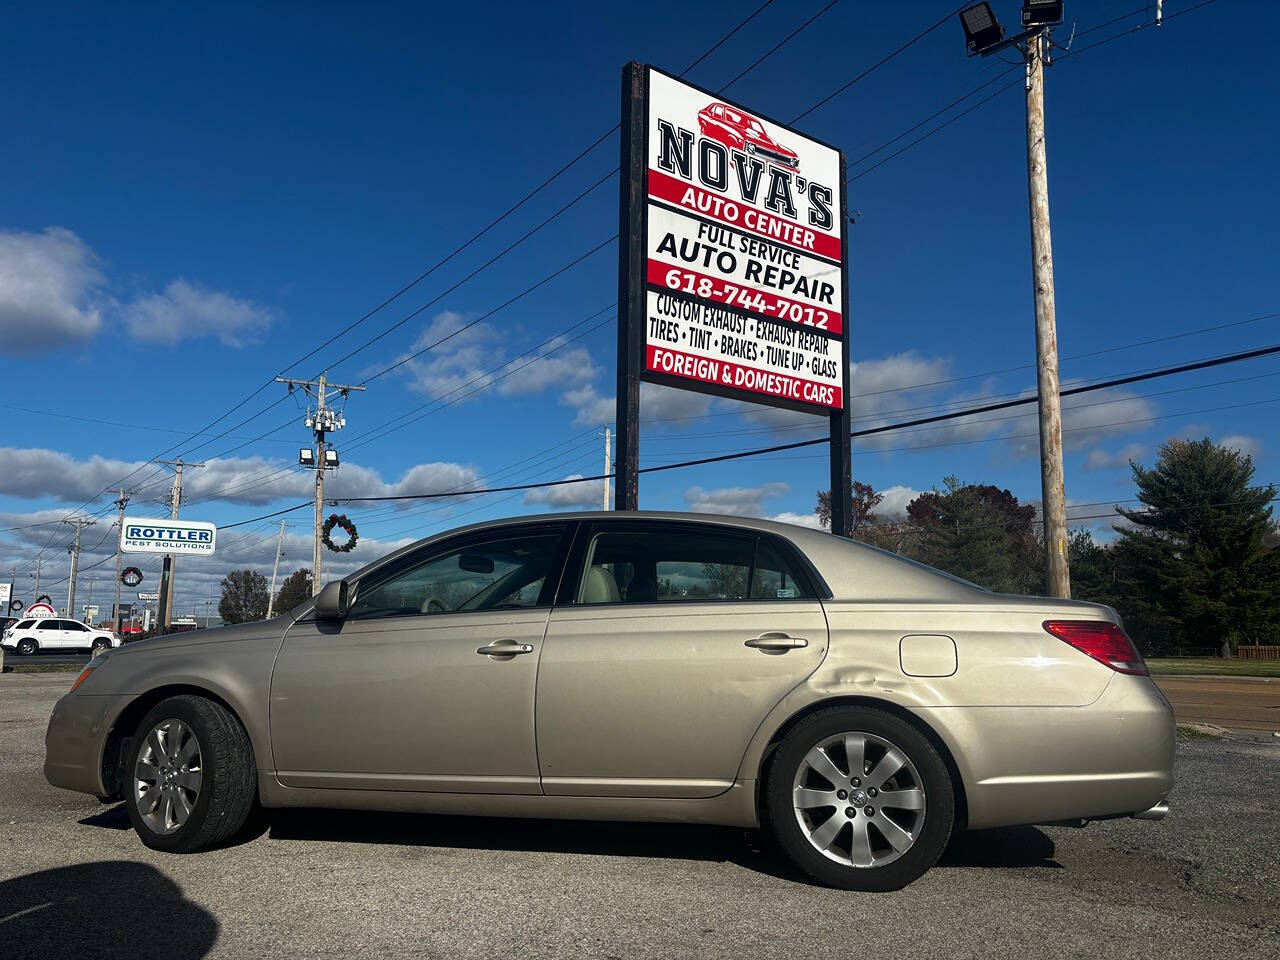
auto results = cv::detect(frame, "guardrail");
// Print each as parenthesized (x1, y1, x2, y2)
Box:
(1238, 645, 1280, 661)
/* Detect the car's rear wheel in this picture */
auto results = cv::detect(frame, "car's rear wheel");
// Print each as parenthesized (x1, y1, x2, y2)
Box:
(16, 638, 37, 656)
(90, 638, 111, 656)
(124, 695, 257, 853)
(764, 706, 954, 891)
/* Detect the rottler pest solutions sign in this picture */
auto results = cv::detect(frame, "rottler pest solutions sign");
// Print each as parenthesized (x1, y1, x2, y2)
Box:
(633, 67, 847, 411)
(120, 518, 217, 557)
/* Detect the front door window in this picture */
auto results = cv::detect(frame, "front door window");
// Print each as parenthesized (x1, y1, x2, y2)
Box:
(346, 533, 563, 620)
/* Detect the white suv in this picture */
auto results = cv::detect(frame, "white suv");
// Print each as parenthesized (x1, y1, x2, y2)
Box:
(1, 617, 120, 656)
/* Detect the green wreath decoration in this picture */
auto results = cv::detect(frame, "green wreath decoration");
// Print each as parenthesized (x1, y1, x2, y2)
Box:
(322, 513, 358, 553)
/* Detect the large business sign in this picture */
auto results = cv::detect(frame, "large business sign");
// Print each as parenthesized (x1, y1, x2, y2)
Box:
(616, 62, 853, 530)
(0, 582, 10, 608)
(121, 518, 217, 556)
(633, 67, 847, 412)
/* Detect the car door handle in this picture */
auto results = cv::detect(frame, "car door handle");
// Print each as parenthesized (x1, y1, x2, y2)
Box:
(476, 641, 535, 657)
(745, 633, 808, 651)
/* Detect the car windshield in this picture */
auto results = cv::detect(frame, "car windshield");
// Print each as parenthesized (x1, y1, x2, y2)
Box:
(747, 118, 764, 133)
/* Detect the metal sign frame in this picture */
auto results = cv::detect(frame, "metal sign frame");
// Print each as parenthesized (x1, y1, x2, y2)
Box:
(616, 61, 853, 533)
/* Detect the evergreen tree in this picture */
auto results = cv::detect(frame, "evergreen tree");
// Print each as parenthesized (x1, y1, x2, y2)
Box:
(904, 477, 1040, 593)
(218, 569, 270, 624)
(273, 568, 313, 614)
(1113, 439, 1280, 656)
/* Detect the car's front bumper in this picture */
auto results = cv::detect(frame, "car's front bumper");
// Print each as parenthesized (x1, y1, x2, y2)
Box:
(44, 692, 130, 797)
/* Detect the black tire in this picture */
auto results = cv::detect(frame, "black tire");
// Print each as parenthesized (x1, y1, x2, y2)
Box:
(764, 706, 954, 891)
(16, 638, 37, 656)
(124, 695, 258, 853)
(90, 638, 111, 656)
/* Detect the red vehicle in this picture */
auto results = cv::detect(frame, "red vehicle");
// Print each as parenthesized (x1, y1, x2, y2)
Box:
(697, 102, 799, 170)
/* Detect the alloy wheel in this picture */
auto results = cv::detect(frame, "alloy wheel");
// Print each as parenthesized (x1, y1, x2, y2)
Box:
(791, 731, 927, 868)
(133, 718, 203, 835)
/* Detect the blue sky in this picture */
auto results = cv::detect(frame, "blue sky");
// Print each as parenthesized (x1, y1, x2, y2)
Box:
(2, 0, 1276, 614)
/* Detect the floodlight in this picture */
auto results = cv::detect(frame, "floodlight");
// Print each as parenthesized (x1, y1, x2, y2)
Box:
(324, 448, 339, 467)
(959, 2, 1005, 54)
(1021, 0, 1064, 27)
(299, 447, 315, 467)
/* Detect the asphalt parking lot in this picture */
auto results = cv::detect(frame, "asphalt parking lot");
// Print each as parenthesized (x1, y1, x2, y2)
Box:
(2, 673, 1277, 960)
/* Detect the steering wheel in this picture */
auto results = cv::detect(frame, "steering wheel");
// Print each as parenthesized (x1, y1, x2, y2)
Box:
(421, 597, 449, 614)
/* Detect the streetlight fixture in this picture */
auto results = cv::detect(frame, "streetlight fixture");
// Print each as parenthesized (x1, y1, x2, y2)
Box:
(1021, 0, 1064, 28)
(958, 3, 1005, 55)
(299, 447, 315, 467)
(323, 448, 339, 468)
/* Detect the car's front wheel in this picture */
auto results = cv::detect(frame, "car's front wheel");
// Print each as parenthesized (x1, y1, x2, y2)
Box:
(90, 638, 111, 656)
(124, 695, 258, 853)
(764, 706, 954, 891)
(15, 638, 37, 656)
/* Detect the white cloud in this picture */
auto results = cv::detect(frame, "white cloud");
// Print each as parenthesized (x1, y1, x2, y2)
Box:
(523, 474, 605, 509)
(684, 482, 788, 516)
(123, 279, 275, 347)
(562, 384, 616, 429)
(1085, 442, 1147, 472)
(0, 448, 143, 502)
(769, 511, 824, 529)
(0, 447, 479, 508)
(561, 380, 713, 429)
(393, 311, 596, 405)
(498, 337, 597, 397)
(873, 484, 922, 519)
(1220, 434, 1261, 459)
(0, 227, 104, 352)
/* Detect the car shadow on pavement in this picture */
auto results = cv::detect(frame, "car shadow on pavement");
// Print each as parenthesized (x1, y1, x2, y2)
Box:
(265, 808, 1061, 880)
(77, 804, 132, 829)
(0, 861, 218, 959)
(939, 825, 1062, 869)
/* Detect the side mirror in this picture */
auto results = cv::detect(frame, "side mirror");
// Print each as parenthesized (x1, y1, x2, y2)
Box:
(314, 580, 349, 621)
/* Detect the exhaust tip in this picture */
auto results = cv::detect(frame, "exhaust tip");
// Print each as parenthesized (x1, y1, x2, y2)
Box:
(1132, 800, 1169, 821)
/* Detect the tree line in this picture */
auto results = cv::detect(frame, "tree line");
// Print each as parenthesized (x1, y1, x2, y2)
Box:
(218, 568, 312, 625)
(817, 439, 1280, 657)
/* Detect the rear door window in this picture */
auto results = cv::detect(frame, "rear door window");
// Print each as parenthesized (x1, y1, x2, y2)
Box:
(576, 525, 814, 605)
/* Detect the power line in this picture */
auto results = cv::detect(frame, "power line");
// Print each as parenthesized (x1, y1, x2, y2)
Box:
(325, 342, 1280, 504)
(791, 3, 968, 123)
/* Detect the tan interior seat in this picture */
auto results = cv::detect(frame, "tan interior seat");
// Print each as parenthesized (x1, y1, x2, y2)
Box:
(581, 565, 620, 604)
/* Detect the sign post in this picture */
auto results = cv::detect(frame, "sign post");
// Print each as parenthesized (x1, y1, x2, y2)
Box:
(617, 62, 852, 532)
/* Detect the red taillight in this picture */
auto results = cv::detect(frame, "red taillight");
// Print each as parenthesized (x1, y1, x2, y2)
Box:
(1043, 620, 1148, 675)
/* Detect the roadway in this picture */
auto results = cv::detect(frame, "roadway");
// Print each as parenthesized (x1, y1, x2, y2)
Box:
(1, 673, 1277, 960)
(1154, 675, 1280, 732)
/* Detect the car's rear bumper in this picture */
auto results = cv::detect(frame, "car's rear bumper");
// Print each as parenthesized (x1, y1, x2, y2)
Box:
(44, 692, 129, 797)
(919, 673, 1175, 830)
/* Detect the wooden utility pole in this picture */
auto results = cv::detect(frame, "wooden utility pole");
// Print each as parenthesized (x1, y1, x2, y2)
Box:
(1025, 32, 1070, 598)
(266, 520, 287, 618)
(63, 517, 96, 618)
(154, 459, 205, 632)
(112, 489, 129, 631)
(602, 427, 612, 511)
(276, 373, 364, 596)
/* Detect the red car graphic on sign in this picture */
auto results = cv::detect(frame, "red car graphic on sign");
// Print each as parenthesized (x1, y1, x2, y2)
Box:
(697, 102, 799, 170)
